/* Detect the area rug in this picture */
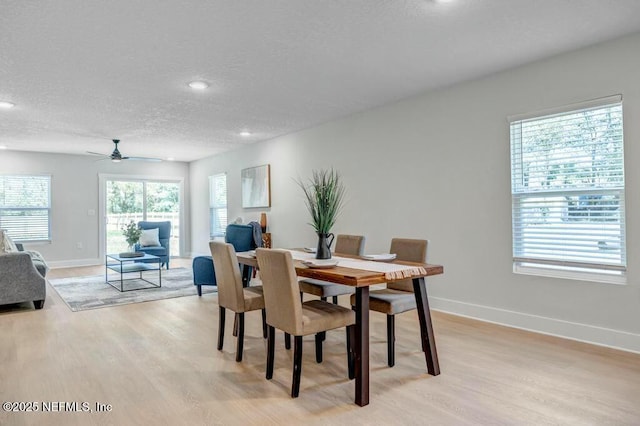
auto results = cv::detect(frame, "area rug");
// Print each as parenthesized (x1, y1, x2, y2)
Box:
(48, 268, 217, 312)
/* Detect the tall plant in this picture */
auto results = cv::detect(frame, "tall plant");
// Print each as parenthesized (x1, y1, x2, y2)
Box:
(297, 169, 346, 234)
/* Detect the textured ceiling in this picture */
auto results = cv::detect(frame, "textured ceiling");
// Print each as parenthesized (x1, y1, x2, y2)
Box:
(1, 0, 640, 162)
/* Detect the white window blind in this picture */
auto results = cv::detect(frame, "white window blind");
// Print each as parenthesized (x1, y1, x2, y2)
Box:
(209, 173, 227, 238)
(510, 98, 625, 273)
(0, 175, 52, 241)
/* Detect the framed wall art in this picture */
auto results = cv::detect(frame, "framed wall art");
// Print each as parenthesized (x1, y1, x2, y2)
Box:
(241, 164, 271, 208)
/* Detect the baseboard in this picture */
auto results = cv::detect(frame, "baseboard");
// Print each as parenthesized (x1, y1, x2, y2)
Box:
(430, 297, 640, 354)
(188, 251, 210, 258)
(48, 258, 102, 269)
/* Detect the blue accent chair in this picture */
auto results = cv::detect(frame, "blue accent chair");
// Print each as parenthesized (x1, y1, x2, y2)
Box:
(225, 223, 255, 252)
(135, 221, 171, 269)
(193, 224, 256, 296)
(193, 256, 216, 295)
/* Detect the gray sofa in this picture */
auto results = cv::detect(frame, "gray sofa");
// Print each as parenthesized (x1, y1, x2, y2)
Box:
(0, 247, 47, 309)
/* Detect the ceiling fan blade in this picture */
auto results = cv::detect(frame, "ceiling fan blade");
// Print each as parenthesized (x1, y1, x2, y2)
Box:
(89, 140, 163, 162)
(126, 156, 163, 162)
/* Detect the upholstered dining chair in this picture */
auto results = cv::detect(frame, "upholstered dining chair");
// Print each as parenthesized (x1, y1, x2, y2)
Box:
(299, 234, 365, 304)
(209, 241, 267, 362)
(256, 248, 355, 398)
(351, 238, 428, 368)
(135, 221, 171, 269)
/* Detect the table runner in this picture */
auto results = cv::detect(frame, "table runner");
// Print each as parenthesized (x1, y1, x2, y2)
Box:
(286, 250, 427, 281)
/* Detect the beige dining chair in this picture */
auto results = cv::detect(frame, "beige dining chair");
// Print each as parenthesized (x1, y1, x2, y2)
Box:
(297, 234, 365, 360)
(256, 248, 355, 398)
(299, 234, 365, 304)
(351, 238, 428, 368)
(210, 241, 267, 362)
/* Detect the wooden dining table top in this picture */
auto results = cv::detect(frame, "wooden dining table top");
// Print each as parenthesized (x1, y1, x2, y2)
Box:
(236, 249, 444, 287)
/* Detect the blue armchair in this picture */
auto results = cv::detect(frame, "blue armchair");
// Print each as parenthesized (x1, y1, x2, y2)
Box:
(193, 224, 256, 296)
(225, 223, 255, 252)
(135, 221, 171, 269)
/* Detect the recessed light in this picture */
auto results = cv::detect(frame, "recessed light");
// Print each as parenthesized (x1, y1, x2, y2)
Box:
(0, 101, 15, 109)
(188, 81, 209, 90)
(167, 157, 175, 161)
(239, 131, 251, 137)
(0, 145, 7, 150)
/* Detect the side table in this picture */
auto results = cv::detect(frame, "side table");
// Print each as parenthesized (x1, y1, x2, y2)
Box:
(262, 232, 272, 248)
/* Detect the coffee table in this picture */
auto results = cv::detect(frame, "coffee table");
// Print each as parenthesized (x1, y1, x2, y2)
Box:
(105, 253, 162, 292)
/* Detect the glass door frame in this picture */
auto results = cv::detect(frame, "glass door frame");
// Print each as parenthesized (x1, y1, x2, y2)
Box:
(98, 173, 185, 262)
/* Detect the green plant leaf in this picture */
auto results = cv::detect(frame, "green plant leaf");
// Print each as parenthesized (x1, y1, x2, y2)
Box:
(121, 220, 142, 246)
(296, 169, 345, 234)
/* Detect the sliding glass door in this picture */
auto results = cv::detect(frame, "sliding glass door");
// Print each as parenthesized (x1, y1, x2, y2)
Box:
(105, 179, 181, 255)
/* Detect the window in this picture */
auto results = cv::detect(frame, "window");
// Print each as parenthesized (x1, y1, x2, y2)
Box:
(510, 96, 625, 277)
(0, 175, 51, 241)
(209, 173, 227, 238)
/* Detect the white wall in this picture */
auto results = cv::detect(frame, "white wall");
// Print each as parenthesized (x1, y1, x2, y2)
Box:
(190, 32, 640, 352)
(0, 150, 189, 267)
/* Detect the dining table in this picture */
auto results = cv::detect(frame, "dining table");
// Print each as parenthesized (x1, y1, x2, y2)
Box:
(236, 249, 444, 407)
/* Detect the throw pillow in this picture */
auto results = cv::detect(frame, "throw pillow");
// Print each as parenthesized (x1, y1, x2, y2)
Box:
(0, 229, 18, 254)
(139, 228, 161, 247)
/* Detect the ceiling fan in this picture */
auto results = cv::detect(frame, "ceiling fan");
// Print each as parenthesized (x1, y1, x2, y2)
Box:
(87, 139, 163, 162)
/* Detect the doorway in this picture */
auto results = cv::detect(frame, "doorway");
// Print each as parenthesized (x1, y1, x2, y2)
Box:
(102, 177, 182, 257)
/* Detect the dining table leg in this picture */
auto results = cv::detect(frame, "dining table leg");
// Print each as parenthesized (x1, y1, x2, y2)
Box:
(354, 286, 370, 407)
(413, 277, 440, 376)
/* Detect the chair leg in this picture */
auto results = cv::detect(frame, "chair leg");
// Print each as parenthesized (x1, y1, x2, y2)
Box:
(285, 332, 291, 350)
(33, 300, 45, 310)
(332, 296, 338, 304)
(197, 285, 202, 297)
(236, 313, 245, 362)
(262, 309, 267, 339)
(217, 307, 225, 350)
(347, 325, 355, 380)
(292, 336, 303, 398)
(387, 315, 395, 367)
(266, 326, 275, 379)
(315, 333, 323, 363)
(317, 294, 330, 343)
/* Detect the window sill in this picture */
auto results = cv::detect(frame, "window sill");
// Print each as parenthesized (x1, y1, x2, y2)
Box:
(513, 263, 626, 285)
(16, 240, 51, 245)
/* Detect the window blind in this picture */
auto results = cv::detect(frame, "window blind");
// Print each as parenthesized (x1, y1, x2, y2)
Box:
(510, 100, 625, 272)
(209, 173, 227, 238)
(0, 175, 51, 241)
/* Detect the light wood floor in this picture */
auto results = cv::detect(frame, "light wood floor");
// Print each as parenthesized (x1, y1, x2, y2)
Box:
(1, 259, 639, 425)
